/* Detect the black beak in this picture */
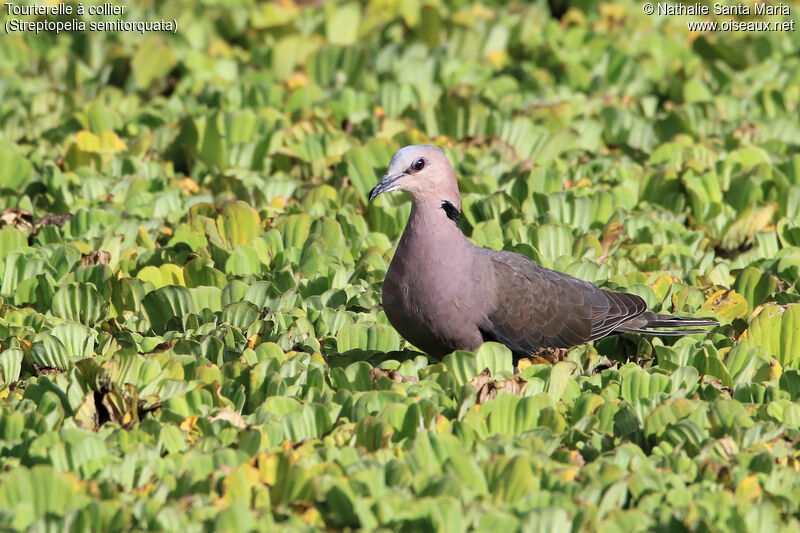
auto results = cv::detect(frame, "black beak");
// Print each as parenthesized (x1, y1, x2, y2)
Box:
(368, 173, 404, 202)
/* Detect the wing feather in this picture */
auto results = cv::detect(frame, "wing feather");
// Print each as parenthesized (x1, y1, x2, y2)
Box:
(481, 251, 648, 356)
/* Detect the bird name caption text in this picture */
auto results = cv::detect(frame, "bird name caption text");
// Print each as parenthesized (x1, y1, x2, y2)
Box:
(641, 2, 796, 32)
(3, 2, 177, 35)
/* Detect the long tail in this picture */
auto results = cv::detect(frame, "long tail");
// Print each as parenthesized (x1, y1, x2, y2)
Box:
(615, 312, 718, 336)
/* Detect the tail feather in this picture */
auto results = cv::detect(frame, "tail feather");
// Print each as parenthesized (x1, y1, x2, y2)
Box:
(615, 312, 718, 336)
(614, 326, 713, 336)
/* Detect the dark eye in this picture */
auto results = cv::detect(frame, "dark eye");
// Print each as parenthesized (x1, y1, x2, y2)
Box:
(410, 158, 425, 172)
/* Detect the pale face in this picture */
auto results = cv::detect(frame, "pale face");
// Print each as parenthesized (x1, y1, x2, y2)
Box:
(369, 145, 461, 208)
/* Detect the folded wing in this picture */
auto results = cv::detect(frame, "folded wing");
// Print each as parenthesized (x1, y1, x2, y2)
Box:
(480, 251, 717, 356)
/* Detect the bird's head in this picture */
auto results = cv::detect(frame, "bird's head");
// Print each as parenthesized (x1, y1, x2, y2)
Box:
(368, 145, 461, 210)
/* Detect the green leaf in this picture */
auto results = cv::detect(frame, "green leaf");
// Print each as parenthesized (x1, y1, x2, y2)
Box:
(222, 301, 260, 330)
(184, 257, 227, 288)
(683, 79, 712, 103)
(721, 204, 775, 251)
(644, 398, 695, 438)
(136, 264, 185, 289)
(50, 323, 96, 359)
(708, 399, 753, 436)
(0, 145, 34, 189)
(546, 361, 576, 404)
(733, 267, 777, 315)
(0, 466, 80, 530)
(1, 252, 46, 298)
(31, 335, 70, 370)
(325, 3, 361, 45)
(132, 37, 177, 89)
(343, 142, 397, 203)
(493, 456, 536, 504)
(747, 304, 800, 366)
(620, 367, 670, 404)
(444, 342, 513, 386)
(0, 348, 23, 385)
(522, 508, 571, 533)
(475, 342, 514, 376)
(142, 286, 196, 334)
(277, 213, 314, 250)
(51, 283, 107, 326)
(534, 224, 574, 264)
(217, 201, 261, 249)
(189, 286, 223, 313)
(337, 323, 400, 352)
(225, 245, 263, 276)
(282, 402, 333, 442)
(444, 454, 488, 495)
(0, 227, 27, 260)
(484, 393, 551, 436)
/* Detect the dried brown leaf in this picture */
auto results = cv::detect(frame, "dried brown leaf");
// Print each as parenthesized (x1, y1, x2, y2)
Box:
(500, 375, 527, 395)
(469, 368, 493, 389)
(369, 367, 418, 384)
(598, 221, 625, 263)
(32, 363, 63, 375)
(531, 347, 568, 364)
(80, 250, 111, 266)
(0, 208, 34, 230)
(34, 213, 73, 229)
(74, 390, 99, 431)
(209, 408, 247, 429)
(470, 369, 527, 404)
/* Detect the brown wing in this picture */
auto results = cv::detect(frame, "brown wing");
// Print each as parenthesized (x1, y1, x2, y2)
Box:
(481, 251, 647, 355)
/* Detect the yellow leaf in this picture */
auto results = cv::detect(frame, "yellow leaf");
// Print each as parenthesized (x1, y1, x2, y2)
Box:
(702, 289, 748, 321)
(247, 333, 260, 350)
(221, 463, 260, 506)
(753, 358, 782, 383)
(435, 414, 451, 433)
(561, 8, 586, 27)
(650, 274, 679, 300)
(99, 130, 127, 152)
(517, 358, 533, 371)
(299, 506, 324, 526)
(75, 130, 126, 153)
(137, 226, 156, 249)
(487, 50, 507, 68)
(17, 337, 32, 357)
(118, 248, 138, 263)
(599, 2, 626, 19)
(287, 72, 308, 90)
(136, 264, 186, 289)
(179, 177, 200, 194)
(67, 240, 92, 254)
(76, 130, 101, 152)
(552, 467, 578, 482)
(257, 453, 276, 485)
(208, 39, 234, 59)
(735, 474, 762, 501)
(722, 204, 777, 250)
(270, 197, 288, 208)
(180, 416, 197, 433)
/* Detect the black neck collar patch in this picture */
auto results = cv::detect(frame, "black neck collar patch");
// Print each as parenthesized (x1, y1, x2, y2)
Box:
(441, 200, 461, 229)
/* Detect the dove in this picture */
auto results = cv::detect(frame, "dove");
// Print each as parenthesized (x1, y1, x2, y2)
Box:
(368, 145, 717, 358)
